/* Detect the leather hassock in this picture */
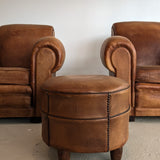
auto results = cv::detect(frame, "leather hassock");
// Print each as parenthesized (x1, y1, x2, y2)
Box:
(41, 75, 130, 153)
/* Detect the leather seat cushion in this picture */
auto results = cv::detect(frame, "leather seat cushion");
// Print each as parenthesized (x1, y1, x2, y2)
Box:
(136, 65, 160, 83)
(0, 85, 32, 107)
(0, 67, 30, 85)
(136, 83, 160, 108)
(41, 75, 129, 94)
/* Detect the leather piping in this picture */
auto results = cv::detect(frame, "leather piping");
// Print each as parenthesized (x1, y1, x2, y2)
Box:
(107, 93, 111, 152)
(135, 81, 160, 84)
(41, 106, 130, 120)
(48, 94, 50, 146)
(41, 85, 130, 95)
(110, 106, 130, 118)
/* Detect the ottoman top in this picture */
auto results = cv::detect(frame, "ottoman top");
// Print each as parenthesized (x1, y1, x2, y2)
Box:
(41, 75, 129, 94)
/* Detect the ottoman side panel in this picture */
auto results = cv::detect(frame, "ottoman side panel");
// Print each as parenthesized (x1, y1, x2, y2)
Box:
(42, 112, 50, 145)
(41, 92, 49, 113)
(109, 111, 130, 151)
(110, 88, 130, 117)
(41, 93, 50, 145)
(49, 93, 108, 119)
(49, 116, 108, 153)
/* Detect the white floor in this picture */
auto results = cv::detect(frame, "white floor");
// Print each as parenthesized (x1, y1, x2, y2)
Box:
(0, 117, 160, 160)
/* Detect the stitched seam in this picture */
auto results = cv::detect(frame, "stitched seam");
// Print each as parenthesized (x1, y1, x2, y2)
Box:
(47, 94, 50, 146)
(41, 106, 130, 120)
(104, 94, 107, 151)
(41, 85, 130, 95)
(110, 106, 130, 118)
(107, 93, 111, 152)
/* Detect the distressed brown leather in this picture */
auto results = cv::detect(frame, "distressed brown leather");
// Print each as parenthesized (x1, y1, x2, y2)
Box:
(136, 65, 160, 83)
(31, 36, 65, 116)
(0, 85, 32, 107)
(0, 85, 32, 94)
(0, 67, 30, 85)
(0, 85, 31, 107)
(136, 83, 160, 112)
(0, 24, 53, 68)
(0, 95, 31, 107)
(136, 83, 160, 116)
(41, 75, 130, 153)
(0, 24, 65, 118)
(100, 36, 136, 116)
(112, 22, 160, 66)
(101, 21, 160, 117)
(42, 75, 129, 94)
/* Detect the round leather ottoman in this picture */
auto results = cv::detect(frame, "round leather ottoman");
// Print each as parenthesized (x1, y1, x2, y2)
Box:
(41, 75, 130, 160)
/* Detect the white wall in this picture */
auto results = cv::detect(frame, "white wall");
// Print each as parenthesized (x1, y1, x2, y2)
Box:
(0, 0, 160, 76)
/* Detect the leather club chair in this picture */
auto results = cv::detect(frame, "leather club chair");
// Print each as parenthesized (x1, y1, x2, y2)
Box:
(0, 24, 65, 121)
(101, 21, 160, 120)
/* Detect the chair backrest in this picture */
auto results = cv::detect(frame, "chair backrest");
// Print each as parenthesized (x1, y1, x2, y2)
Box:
(112, 22, 160, 66)
(0, 24, 54, 68)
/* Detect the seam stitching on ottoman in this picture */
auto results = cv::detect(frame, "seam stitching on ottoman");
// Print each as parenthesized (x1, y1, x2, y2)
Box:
(41, 105, 130, 120)
(47, 94, 50, 146)
(41, 85, 130, 94)
(107, 93, 111, 152)
(110, 106, 130, 118)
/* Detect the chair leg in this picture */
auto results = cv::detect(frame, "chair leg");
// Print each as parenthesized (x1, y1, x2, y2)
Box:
(110, 147, 123, 160)
(58, 150, 70, 160)
(30, 117, 41, 123)
(129, 116, 135, 122)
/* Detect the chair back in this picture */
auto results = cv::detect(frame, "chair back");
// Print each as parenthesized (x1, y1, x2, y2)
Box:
(0, 24, 54, 68)
(112, 22, 160, 66)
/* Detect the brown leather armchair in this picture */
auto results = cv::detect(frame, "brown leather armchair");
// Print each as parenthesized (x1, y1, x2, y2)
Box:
(0, 24, 65, 120)
(101, 21, 160, 120)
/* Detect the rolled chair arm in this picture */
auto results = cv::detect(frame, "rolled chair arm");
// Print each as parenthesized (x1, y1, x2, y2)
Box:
(31, 36, 65, 116)
(100, 36, 136, 115)
(32, 36, 65, 73)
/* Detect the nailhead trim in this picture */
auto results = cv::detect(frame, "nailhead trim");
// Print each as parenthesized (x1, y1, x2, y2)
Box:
(107, 93, 111, 152)
(47, 94, 50, 146)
